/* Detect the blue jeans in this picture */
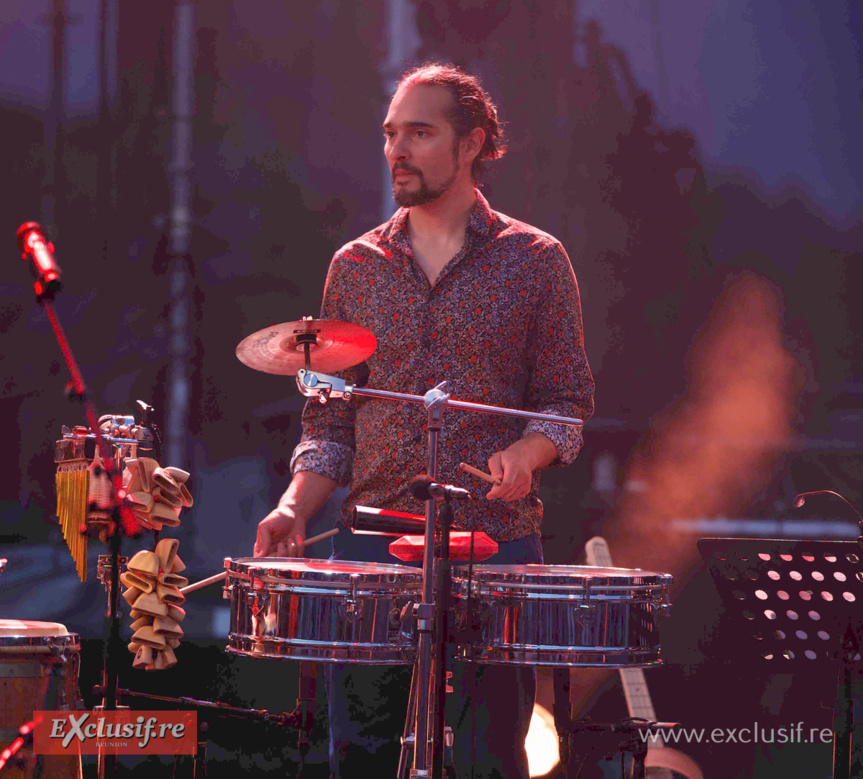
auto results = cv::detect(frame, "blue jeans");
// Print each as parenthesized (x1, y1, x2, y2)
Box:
(325, 528, 542, 778)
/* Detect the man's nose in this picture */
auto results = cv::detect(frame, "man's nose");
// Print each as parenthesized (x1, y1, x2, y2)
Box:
(389, 135, 409, 160)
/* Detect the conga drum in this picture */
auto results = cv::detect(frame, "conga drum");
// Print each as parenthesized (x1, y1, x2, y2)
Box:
(0, 620, 81, 778)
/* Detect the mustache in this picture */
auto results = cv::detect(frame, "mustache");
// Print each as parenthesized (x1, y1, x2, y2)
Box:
(392, 164, 421, 177)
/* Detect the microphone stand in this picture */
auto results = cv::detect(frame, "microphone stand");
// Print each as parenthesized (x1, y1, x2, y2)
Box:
(20, 232, 142, 777)
(294, 366, 583, 777)
(434, 493, 455, 779)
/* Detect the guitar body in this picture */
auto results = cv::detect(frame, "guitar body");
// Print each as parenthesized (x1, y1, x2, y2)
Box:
(584, 536, 704, 779)
(645, 745, 704, 779)
(599, 748, 703, 779)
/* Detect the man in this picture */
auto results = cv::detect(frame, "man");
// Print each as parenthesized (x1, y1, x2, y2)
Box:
(255, 63, 594, 777)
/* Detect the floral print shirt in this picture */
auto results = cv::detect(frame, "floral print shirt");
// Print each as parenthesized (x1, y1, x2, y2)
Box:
(291, 190, 594, 542)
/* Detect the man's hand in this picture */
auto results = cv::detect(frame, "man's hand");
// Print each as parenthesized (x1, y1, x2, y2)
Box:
(254, 507, 306, 558)
(254, 470, 339, 558)
(486, 433, 558, 502)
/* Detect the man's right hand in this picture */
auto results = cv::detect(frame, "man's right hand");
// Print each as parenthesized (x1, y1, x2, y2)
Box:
(253, 470, 339, 558)
(254, 507, 306, 558)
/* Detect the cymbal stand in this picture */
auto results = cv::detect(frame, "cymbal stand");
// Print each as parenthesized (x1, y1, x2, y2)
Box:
(397, 394, 457, 779)
(411, 385, 445, 777)
(295, 366, 583, 777)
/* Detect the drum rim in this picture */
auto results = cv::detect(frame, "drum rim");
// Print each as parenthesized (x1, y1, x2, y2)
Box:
(451, 583, 668, 600)
(452, 563, 672, 578)
(454, 643, 664, 668)
(226, 556, 420, 576)
(225, 558, 424, 592)
(0, 633, 81, 650)
(226, 634, 417, 665)
(451, 566, 673, 594)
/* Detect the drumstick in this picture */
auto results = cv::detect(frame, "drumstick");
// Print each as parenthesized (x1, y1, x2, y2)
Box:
(179, 527, 340, 594)
(300, 527, 340, 548)
(180, 571, 227, 595)
(459, 462, 501, 486)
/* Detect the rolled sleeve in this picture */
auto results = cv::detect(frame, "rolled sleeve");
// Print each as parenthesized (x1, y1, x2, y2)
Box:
(523, 417, 585, 467)
(290, 439, 354, 487)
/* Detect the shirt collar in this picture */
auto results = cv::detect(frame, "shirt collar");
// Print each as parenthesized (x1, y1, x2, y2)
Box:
(385, 188, 501, 252)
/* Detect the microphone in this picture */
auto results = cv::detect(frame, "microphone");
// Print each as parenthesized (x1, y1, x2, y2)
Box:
(792, 490, 862, 521)
(793, 489, 863, 549)
(409, 474, 471, 502)
(17, 222, 62, 298)
(349, 505, 428, 535)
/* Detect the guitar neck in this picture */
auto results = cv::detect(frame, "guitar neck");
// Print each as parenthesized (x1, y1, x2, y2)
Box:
(620, 667, 664, 748)
(583, 537, 703, 779)
(584, 536, 664, 747)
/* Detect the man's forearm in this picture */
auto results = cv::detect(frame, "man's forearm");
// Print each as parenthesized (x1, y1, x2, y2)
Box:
(509, 432, 559, 470)
(278, 470, 340, 523)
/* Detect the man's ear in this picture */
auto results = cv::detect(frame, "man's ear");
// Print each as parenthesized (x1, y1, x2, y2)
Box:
(462, 126, 486, 163)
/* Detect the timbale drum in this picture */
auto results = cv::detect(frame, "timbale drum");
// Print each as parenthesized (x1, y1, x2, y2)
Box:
(451, 564, 672, 667)
(224, 558, 422, 664)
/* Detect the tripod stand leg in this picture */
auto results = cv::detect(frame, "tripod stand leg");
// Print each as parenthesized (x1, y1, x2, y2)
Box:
(552, 667, 571, 770)
(398, 660, 421, 779)
(628, 753, 647, 779)
(833, 663, 854, 779)
(194, 735, 207, 778)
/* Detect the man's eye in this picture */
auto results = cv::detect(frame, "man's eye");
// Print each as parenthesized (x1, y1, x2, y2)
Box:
(415, 131, 427, 138)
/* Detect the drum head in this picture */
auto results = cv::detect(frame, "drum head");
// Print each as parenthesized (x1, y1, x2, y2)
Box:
(458, 563, 668, 579)
(0, 620, 69, 637)
(226, 557, 417, 577)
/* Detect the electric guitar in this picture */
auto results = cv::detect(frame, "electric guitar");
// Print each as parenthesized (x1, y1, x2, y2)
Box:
(584, 536, 704, 779)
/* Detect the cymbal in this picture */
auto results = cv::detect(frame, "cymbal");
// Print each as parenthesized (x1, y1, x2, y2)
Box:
(236, 318, 377, 376)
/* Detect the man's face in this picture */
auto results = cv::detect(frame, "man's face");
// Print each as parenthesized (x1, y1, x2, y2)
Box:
(383, 84, 465, 207)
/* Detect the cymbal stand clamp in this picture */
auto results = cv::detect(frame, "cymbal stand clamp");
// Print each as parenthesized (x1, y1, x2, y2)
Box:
(296, 369, 354, 402)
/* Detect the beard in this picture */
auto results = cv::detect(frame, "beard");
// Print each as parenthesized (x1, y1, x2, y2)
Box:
(392, 167, 458, 207)
(391, 144, 461, 207)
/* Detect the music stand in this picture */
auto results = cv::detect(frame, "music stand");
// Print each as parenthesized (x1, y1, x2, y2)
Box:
(698, 538, 863, 779)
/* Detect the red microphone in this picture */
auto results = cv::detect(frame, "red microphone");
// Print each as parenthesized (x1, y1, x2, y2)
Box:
(17, 222, 62, 298)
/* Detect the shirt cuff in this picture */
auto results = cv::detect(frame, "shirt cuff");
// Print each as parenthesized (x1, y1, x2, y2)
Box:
(290, 440, 354, 487)
(523, 419, 584, 468)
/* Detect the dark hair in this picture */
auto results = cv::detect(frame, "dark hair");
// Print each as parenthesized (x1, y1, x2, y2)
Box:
(397, 62, 506, 183)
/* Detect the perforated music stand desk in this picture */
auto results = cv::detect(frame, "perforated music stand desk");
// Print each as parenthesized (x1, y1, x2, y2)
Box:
(699, 538, 863, 779)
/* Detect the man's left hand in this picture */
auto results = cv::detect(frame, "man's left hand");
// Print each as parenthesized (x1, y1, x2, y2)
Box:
(485, 433, 558, 502)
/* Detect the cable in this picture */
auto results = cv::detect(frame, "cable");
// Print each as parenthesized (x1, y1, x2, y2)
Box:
(0, 720, 36, 772)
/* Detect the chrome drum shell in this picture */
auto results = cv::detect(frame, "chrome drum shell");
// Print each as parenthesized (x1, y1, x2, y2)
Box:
(224, 558, 422, 664)
(452, 564, 672, 667)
